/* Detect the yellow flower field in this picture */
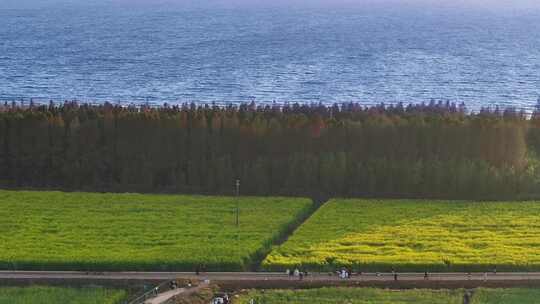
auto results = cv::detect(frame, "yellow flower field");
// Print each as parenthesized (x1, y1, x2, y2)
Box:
(263, 199, 540, 271)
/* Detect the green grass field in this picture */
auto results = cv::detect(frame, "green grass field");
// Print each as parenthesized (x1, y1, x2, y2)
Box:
(471, 288, 540, 303)
(263, 199, 540, 271)
(236, 288, 464, 304)
(0, 286, 126, 304)
(0, 190, 312, 271)
(236, 288, 540, 304)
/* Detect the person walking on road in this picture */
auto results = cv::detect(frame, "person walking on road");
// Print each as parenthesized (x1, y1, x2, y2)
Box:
(424, 271, 429, 280)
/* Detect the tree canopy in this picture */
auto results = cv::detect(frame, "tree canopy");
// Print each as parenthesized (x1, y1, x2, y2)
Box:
(1, 100, 538, 200)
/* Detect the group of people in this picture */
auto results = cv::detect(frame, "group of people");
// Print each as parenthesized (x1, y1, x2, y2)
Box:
(338, 268, 352, 279)
(169, 280, 178, 289)
(286, 268, 309, 280)
(212, 293, 230, 304)
(281, 267, 463, 281)
(336, 268, 402, 280)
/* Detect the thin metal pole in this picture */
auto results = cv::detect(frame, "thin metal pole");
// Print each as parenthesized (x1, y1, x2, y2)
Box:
(235, 179, 240, 227)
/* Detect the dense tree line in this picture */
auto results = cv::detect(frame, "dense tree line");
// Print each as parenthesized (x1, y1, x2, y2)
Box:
(1, 100, 539, 200)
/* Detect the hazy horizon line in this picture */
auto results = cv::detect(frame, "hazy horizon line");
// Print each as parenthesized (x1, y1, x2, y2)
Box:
(3, 0, 540, 11)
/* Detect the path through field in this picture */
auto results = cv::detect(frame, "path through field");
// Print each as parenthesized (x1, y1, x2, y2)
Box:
(144, 282, 209, 304)
(144, 288, 185, 304)
(3, 271, 540, 284)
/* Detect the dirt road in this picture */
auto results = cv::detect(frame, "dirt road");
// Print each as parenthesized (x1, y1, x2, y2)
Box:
(1, 271, 540, 283)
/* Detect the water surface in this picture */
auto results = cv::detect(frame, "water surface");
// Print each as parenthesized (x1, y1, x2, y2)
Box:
(1, 4, 540, 110)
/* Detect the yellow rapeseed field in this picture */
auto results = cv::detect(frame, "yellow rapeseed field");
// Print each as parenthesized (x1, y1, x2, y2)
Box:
(263, 199, 540, 271)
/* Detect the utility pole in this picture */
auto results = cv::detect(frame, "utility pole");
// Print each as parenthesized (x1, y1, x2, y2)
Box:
(235, 179, 240, 227)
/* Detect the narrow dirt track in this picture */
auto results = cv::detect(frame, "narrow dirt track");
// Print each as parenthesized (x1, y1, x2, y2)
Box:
(144, 287, 186, 304)
(2, 271, 540, 282)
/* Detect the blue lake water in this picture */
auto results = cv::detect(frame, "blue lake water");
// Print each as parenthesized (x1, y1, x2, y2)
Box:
(1, 4, 540, 110)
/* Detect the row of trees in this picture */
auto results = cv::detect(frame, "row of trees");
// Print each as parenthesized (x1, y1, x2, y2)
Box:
(1, 100, 539, 199)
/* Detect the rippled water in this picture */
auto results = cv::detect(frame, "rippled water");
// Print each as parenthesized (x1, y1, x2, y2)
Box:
(1, 4, 540, 110)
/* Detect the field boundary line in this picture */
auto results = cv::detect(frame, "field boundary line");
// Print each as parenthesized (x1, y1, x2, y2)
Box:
(250, 197, 329, 271)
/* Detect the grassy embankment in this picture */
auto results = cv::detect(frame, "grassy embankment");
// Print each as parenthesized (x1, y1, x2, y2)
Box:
(0, 286, 126, 304)
(235, 288, 540, 304)
(471, 288, 540, 303)
(235, 287, 464, 304)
